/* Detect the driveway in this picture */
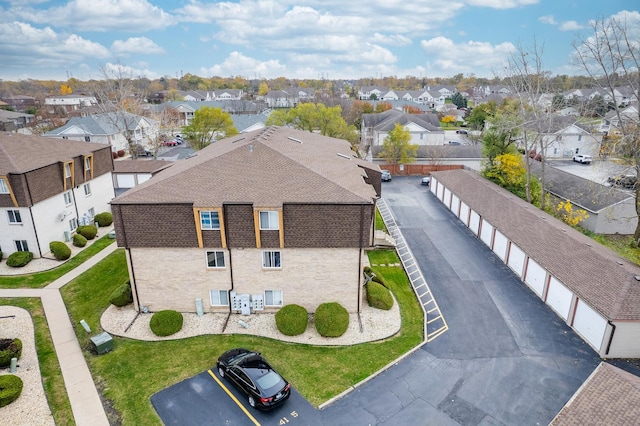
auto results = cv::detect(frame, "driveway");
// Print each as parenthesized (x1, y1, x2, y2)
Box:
(152, 176, 600, 425)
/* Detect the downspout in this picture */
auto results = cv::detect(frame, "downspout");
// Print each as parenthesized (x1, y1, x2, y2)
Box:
(357, 204, 364, 332)
(24, 175, 42, 257)
(115, 205, 141, 311)
(605, 320, 616, 356)
(222, 205, 233, 332)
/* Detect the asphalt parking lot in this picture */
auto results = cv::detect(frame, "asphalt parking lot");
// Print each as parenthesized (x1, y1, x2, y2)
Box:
(152, 176, 601, 425)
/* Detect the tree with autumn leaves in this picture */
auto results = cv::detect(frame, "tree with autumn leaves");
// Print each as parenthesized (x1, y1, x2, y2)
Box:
(378, 123, 418, 166)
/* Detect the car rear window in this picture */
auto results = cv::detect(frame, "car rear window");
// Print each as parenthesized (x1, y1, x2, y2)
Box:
(256, 371, 283, 391)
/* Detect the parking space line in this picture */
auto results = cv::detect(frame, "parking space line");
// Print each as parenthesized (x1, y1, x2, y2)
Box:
(207, 370, 260, 426)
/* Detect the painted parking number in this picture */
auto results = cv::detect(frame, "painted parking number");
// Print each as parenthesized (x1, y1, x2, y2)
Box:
(278, 411, 298, 424)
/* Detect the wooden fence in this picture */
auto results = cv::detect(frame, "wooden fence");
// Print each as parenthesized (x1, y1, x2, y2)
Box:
(380, 164, 463, 176)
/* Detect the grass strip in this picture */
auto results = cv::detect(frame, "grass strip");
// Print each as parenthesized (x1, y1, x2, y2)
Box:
(0, 298, 74, 425)
(61, 248, 423, 424)
(0, 235, 115, 289)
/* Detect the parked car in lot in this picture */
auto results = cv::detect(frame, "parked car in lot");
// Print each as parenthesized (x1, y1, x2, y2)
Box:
(421, 176, 431, 186)
(381, 170, 392, 182)
(573, 154, 592, 164)
(131, 144, 151, 157)
(455, 129, 468, 135)
(217, 348, 291, 410)
(163, 140, 178, 147)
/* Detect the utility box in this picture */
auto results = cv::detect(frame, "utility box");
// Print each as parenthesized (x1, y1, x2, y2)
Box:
(90, 332, 114, 355)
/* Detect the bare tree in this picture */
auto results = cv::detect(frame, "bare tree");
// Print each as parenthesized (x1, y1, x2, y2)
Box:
(573, 12, 640, 240)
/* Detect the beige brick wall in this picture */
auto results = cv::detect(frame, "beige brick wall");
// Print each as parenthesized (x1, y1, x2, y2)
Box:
(128, 247, 365, 313)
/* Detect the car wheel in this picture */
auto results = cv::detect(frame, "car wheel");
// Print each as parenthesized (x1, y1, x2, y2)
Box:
(248, 395, 256, 408)
(218, 366, 225, 378)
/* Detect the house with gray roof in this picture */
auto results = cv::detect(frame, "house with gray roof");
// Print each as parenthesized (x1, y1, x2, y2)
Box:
(430, 168, 640, 358)
(0, 133, 114, 259)
(0, 109, 34, 131)
(530, 161, 637, 234)
(362, 109, 444, 155)
(112, 159, 173, 197)
(43, 111, 159, 153)
(111, 126, 382, 315)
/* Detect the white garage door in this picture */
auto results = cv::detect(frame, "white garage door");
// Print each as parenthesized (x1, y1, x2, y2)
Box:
(450, 194, 460, 216)
(116, 174, 136, 188)
(443, 188, 452, 207)
(573, 300, 607, 352)
(480, 220, 494, 248)
(469, 210, 480, 235)
(546, 276, 573, 320)
(137, 173, 152, 184)
(507, 243, 525, 277)
(437, 182, 445, 200)
(430, 178, 438, 195)
(459, 202, 470, 225)
(492, 230, 508, 261)
(524, 258, 546, 297)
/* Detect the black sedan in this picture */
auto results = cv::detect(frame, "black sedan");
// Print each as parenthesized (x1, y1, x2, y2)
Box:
(216, 348, 291, 410)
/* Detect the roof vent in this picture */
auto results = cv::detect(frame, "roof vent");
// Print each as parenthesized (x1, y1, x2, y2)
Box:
(249, 144, 253, 152)
(336, 153, 351, 159)
(634, 275, 640, 281)
(617, 261, 624, 265)
(232, 137, 245, 143)
(287, 136, 303, 143)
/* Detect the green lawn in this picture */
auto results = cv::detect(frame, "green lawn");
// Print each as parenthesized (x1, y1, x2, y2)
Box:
(585, 233, 640, 266)
(61, 248, 424, 424)
(0, 298, 74, 425)
(0, 235, 115, 289)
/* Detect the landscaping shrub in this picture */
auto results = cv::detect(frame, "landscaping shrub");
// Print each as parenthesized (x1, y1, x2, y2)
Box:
(73, 233, 87, 247)
(5, 252, 33, 267)
(363, 266, 388, 288)
(110, 282, 133, 307)
(112, 152, 118, 159)
(149, 310, 183, 336)
(0, 375, 23, 408)
(77, 225, 98, 240)
(275, 304, 308, 336)
(117, 150, 125, 157)
(366, 281, 394, 310)
(49, 241, 71, 260)
(0, 338, 23, 367)
(94, 212, 113, 227)
(314, 302, 349, 337)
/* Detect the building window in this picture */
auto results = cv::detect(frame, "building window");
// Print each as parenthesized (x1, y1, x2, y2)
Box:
(206, 251, 225, 268)
(7, 210, 22, 224)
(87, 207, 95, 219)
(85, 157, 91, 170)
(14, 240, 28, 252)
(200, 211, 220, 230)
(83, 183, 91, 196)
(259, 211, 279, 230)
(578, 135, 582, 141)
(64, 163, 72, 178)
(0, 179, 9, 194)
(69, 218, 78, 231)
(84, 136, 91, 142)
(262, 251, 281, 268)
(210, 290, 229, 306)
(63, 191, 72, 205)
(264, 290, 283, 307)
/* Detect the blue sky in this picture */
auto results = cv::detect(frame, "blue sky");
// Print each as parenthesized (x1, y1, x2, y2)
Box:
(0, 0, 637, 82)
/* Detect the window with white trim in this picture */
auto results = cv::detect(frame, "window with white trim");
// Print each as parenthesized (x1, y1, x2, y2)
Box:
(7, 210, 22, 224)
(15, 240, 28, 252)
(69, 218, 78, 231)
(64, 163, 72, 178)
(88, 207, 95, 219)
(83, 183, 91, 196)
(200, 211, 220, 230)
(63, 191, 72, 205)
(0, 179, 8, 194)
(85, 157, 91, 170)
(259, 210, 279, 230)
(206, 251, 225, 268)
(262, 251, 281, 268)
(210, 290, 229, 306)
(264, 290, 283, 307)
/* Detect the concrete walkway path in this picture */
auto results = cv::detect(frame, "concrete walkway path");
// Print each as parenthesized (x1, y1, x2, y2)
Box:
(0, 242, 119, 426)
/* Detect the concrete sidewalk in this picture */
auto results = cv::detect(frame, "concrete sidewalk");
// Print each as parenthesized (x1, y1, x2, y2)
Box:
(0, 242, 119, 426)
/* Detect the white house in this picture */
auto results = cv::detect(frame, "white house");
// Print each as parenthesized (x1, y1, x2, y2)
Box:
(362, 109, 444, 150)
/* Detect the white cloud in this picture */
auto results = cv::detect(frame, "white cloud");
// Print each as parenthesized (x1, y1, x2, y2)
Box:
(372, 33, 412, 47)
(420, 36, 515, 77)
(100, 61, 159, 79)
(538, 15, 557, 25)
(201, 51, 287, 78)
(111, 37, 165, 55)
(558, 21, 584, 31)
(465, 0, 539, 9)
(16, 0, 175, 32)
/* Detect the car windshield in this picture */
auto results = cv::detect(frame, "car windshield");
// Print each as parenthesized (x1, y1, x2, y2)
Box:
(255, 371, 283, 392)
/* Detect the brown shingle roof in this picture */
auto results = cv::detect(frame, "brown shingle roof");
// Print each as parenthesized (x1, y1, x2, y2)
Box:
(112, 127, 378, 208)
(113, 159, 173, 174)
(551, 363, 640, 425)
(0, 133, 109, 175)
(432, 168, 640, 321)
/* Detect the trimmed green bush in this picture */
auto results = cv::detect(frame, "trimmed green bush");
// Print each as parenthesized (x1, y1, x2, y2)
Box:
(6, 252, 33, 267)
(366, 281, 394, 310)
(49, 241, 71, 260)
(0, 375, 23, 408)
(314, 302, 349, 337)
(0, 338, 22, 367)
(110, 282, 133, 307)
(363, 266, 388, 288)
(94, 212, 113, 227)
(77, 225, 98, 240)
(149, 310, 183, 336)
(73, 233, 87, 247)
(275, 304, 308, 336)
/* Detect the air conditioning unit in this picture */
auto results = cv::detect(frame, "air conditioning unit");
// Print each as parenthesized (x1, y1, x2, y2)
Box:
(64, 231, 71, 242)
